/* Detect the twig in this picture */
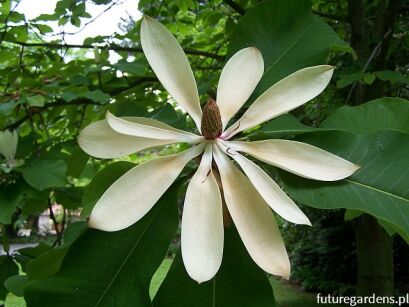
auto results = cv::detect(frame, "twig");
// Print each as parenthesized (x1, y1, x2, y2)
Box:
(48, 0, 125, 37)
(0, 0, 23, 44)
(6, 41, 225, 60)
(312, 9, 343, 21)
(345, 28, 392, 104)
(2, 76, 157, 131)
(223, 0, 245, 15)
(48, 199, 62, 247)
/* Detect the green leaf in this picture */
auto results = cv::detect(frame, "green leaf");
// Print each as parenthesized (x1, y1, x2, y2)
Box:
(34, 24, 53, 34)
(26, 95, 45, 107)
(21, 159, 67, 191)
(4, 275, 28, 297)
(153, 227, 276, 307)
(66, 147, 89, 178)
(26, 222, 88, 279)
(321, 98, 409, 134)
(24, 186, 180, 307)
(0, 101, 16, 115)
(113, 60, 147, 76)
(151, 104, 187, 130)
(81, 90, 110, 104)
(0, 183, 23, 224)
(329, 43, 357, 60)
(336, 72, 363, 88)
(362, 72, 376, 85)
(0, 256, 19, 300)
(54, 187, 83, 210)
(279, 130, 409, 243)
(81, 161, 135, 217)
(228, 0, 344, 100)
(70, 16, 81, 27)
(247, 114, 324, 140)
(375, 70, 409, 85)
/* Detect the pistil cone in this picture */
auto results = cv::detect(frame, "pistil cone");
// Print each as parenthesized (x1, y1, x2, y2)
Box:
(201, 98, 222, 140)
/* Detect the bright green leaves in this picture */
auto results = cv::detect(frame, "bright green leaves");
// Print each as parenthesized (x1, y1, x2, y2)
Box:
(21, 159, 67, 191)
(26, 95, 45, 107)
(24, 186, 179, 307)
(228, 0, 343, 99)
(153, 228, 276, 307)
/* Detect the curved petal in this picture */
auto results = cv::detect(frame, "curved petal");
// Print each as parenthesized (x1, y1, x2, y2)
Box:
(89, 143, 205, 231)
(212, 144, 290, 279)
(106, 112, 203, 144)
(216, 47, 264, 129)
(182, 144, 223, 283)
(78, 119, 179, 159)
(228, 140, 360, 181)
(221, 145, 310, 225)
(224, 65, 334, 138)
(141, 16, 202, 129)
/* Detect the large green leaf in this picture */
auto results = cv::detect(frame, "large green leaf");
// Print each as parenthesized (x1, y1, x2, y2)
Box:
(21, 159, 67, 191)
(0, 255, 19, 300)
(278, 130, 409, 242)
(321, 98, 409, 134)
(25, 222, 88, 279)
(153, 227, 276, 307)
(247, 114, 326, 140)
(228, 0, 343, 100)
(24, 185, 180, 307)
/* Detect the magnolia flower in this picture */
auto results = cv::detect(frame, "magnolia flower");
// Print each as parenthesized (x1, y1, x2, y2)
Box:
(78, 16, 359, 283)
(0, 130, 20, 171)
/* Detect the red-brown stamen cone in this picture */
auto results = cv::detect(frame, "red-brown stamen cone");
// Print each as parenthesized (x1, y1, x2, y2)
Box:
(201, 98, 222, 140)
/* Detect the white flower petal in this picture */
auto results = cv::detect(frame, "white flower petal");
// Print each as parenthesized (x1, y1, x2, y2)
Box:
(0, 130, 18, 161)
(89, 143, 205, 231)
(213, 144, 290, 278)
(141, 16, 202, 129)
(106, 112, 203, 144)
(216, 47, 264, 129)
(224, 65, 334, 138)
(222, 146, 310, 225)
(229, 140, 360, 181)
(78, 119, 178, 159)
(182, 144, 223, 283)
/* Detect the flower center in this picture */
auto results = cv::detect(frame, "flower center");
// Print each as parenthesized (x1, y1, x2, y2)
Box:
(201, 98, 222, 140)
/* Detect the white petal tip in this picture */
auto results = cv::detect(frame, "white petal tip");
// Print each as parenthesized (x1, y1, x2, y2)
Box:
(248, 46, 261, 54)
(192, 276, 211, 284)
(275, 265, 291, 280)
(186, 269, 216, 284)
(328, 162, 361, 181)
(295, 217, 312, 226)
(105, 110, 113, 118)
(88, 215, 127, 232)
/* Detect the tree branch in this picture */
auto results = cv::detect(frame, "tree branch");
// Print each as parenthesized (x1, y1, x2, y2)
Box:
(2, 76, 158, 131)
(6, 41, 225, 60)
(223, 0, 245, 15)
(312, 9, 344, 21)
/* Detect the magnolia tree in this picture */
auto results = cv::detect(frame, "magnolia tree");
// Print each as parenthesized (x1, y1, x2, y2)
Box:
(0, 0, 408, 306)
